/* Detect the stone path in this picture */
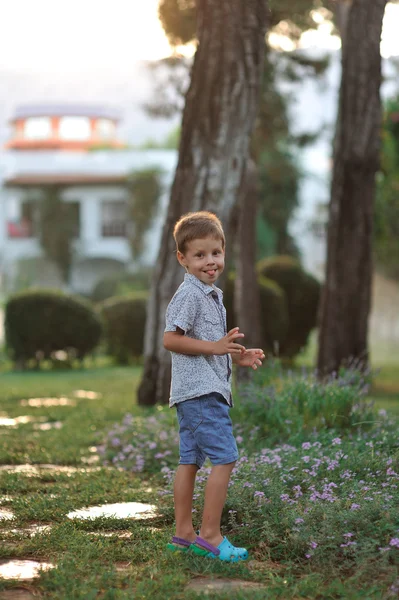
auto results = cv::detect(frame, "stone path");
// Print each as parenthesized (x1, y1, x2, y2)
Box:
(67, 501, 157, 520)
(186, 577, 267, 594)
(0, 560, 54, 581)
(0, 590, 37, 600)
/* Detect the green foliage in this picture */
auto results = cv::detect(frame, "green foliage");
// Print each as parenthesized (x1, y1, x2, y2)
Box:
(375, 97, 399, 280)
(136, 127, 181, 150)
(126, 168, 163, 258)
(258, 276, 290, 352)
(236, 363, 375, 444)
(253, 51, 302, 257)
(224, 273, 289, 355)
(105, 364, 399, 589)
(100, 292, 148, 365)
(5, 289, 102, 368)
(37, 186, 78, 283)
(257, 256, 321, 357)
(158, 0, 326, 46)
(158, 0, 196, 46)
(91, 271, 152, 303)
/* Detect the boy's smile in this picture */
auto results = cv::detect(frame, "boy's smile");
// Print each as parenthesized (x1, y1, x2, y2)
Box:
(177, 236, 225, 285)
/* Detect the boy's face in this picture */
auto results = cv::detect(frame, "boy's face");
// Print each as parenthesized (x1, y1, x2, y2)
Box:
(177, 236, 225, 285)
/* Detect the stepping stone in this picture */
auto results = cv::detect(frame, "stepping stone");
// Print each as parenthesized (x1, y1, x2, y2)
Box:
(67, 502, 157, 520)
(186, 577, 267, 594)
(114, 561, 132, 573)
(0, 560, 55, 581)
(81, 455, 100, 465)
(86, 531, 132, 538)
(0, 416, 34, 428)
(0, 465, 101, 476)
(73, 390, 102, 400)
(2, 524, 51, 537)
(0, 589, 36, 599)
(20, 397, 75, 408)
(0, 508, 14, 521)
(33, 421, 63, 431)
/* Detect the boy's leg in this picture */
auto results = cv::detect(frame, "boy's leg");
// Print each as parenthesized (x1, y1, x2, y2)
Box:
(174, 463, 199, 543)
(199, 461, 235, 547)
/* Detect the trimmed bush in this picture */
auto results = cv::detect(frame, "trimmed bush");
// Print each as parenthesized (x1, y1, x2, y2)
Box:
(224, 274, 289, 354)
(257, 255, 321, 357)
(91, 271, 152, 303)
(100, 292, 148, 365)
(5, 289, 102, 368)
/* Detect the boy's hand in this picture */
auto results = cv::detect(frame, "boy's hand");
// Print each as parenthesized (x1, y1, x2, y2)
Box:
(213, 327, 246, 355)
(234, 348, 265, 369)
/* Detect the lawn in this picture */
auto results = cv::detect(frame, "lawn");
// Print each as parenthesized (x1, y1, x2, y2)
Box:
(0, 358, 398, 599)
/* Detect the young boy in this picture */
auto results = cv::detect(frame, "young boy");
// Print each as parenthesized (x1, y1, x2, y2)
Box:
(164, 211, 265, 562)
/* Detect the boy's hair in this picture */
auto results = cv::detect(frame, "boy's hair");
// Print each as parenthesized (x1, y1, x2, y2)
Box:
(173, 211, 225, 254)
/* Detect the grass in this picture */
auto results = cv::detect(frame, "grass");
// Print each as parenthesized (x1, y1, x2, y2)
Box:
(0, 357, 398, 599)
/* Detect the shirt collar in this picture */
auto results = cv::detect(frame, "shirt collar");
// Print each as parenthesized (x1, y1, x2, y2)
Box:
(184, 272, 221, 296)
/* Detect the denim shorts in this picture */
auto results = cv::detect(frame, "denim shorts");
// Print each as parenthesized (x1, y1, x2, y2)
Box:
(176, 393, 239, 468)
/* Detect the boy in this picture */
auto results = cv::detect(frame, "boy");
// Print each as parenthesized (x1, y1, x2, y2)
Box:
(164, 211, 265, 562)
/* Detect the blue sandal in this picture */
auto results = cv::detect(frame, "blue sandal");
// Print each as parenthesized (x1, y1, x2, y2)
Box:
(191, 536, 248, 562)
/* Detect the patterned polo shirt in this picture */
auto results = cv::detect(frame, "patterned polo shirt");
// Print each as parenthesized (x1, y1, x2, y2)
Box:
(165, 273, 232, 407)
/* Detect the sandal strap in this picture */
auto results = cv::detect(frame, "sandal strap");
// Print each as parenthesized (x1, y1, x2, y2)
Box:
(172, 536, 191, 547)
(194, 536, 221, 556)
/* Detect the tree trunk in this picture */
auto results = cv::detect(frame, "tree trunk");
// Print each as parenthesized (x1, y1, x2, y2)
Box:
(234, 159, 262, 384)
(334, 0, 352, 44)
(317, 0, 387, 375)
(138, 0, 269, 405)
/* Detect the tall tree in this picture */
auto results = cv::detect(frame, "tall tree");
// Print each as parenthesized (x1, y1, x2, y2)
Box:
(138, 0, 269, 406)
(317, 0, 388, 374)
(38, 186, 78, 285)
(126, 168, 163, 259)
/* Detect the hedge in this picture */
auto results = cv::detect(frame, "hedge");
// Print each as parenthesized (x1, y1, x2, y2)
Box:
(257, 255, 321, 357)
(5, 289, 102, 368)
(224, 274, 289, 354)
(100, 292, 148, 365)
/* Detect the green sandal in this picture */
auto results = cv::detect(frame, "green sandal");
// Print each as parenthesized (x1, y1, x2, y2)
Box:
(166, 536, 192, 553)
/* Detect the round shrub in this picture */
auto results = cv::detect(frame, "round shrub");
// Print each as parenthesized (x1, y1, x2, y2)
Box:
(258, 276, 289, 353)
(91, 271, 152, 303)
(224, 274, 289, 354)
(100, 292, 148, 365)
(257, 255, 321, 357)
(5, 289, 102, 368)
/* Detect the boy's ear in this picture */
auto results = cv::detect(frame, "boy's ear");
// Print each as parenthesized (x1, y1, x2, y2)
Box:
(177, 251, 187, 268)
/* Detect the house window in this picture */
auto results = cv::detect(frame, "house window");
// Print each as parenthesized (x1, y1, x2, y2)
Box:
(24, 117, 52, 140)
(59, 117, 91, 140)
(101, 201, 127, 237)
(7, 200, 36, 238)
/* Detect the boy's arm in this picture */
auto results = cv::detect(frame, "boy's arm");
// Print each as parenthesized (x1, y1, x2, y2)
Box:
(164, 327, 245, 356)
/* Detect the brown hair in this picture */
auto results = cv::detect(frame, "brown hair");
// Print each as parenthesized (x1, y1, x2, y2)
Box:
(173, 211, 225, 254)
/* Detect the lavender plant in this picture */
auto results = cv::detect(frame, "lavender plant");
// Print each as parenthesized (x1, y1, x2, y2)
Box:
(159, 411, 399, 570)
(98, 410, 179, 474)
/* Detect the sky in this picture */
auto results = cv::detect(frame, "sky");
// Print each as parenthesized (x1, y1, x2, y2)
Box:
(1, 0, 399, 74)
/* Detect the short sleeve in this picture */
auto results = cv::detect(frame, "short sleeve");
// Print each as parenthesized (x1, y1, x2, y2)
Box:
(165, 288, 197, 334)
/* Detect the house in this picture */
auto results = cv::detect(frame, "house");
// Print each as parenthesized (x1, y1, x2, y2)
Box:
(0, 104, 177, 294)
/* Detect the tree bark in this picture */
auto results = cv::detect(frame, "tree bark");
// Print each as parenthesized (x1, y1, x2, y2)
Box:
(234, 159, 262, 383)
(138, 0, 269, 405)
(317, 0, 388, 375)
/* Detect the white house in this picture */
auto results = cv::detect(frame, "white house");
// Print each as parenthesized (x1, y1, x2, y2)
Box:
(0, 104, 177, 294)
